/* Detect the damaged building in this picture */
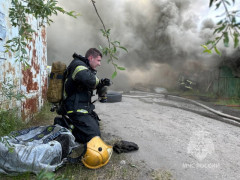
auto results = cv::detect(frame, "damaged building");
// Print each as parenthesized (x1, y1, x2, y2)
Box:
(0, 0, 48, 121)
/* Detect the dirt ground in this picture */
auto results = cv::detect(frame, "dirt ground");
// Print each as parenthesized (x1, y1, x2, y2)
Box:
(95, 91, 240, 180)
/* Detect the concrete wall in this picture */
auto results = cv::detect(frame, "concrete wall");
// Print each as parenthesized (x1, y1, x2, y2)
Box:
(0, 0, 48, 121)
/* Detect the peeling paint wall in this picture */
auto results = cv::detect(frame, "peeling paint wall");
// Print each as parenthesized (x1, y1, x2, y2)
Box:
(0, 0, 48, 121)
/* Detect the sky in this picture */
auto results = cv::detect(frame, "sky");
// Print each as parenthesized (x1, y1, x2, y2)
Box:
(47, 0, 240, 90)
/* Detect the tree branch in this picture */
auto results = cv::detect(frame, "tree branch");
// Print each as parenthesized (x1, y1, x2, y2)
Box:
(90, 0, 111, 48)
(222, 0, 240, 35)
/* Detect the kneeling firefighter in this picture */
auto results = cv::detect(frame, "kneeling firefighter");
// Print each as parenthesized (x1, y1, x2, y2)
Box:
(60, 48, 112, 169)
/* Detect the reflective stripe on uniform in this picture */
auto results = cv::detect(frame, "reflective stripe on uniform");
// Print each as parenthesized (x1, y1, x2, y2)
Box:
(67, 109, 88, 114)
(95, 76, 99, 87)
(77, 109, 88, 113)
(72, 66, 88, 80)
(63, 78, 68, 100)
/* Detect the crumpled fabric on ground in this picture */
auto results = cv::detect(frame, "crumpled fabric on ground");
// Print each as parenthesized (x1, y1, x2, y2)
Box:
(113, 140, 139, 154)
(0, 125, 76, 175)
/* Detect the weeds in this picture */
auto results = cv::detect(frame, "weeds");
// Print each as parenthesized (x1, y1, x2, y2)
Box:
(151, 169, 174, 180)
(214, 97, 240, 107)
(0, 109, 24, 137)
(28, 102, 56, 127)
(36, 170, 68, 180)
(55, 150, 145, 180)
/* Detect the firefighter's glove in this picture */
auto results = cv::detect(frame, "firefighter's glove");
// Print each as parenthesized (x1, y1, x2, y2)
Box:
(100, 78, 111, 87)
(99, 96, 107, 103)
(113, 140, 139, 154)
(97, 86, 108, 103)
(97, 78, 111, 90)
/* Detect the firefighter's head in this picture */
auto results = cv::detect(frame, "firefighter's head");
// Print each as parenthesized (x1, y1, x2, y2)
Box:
(85, 48, 102, 70)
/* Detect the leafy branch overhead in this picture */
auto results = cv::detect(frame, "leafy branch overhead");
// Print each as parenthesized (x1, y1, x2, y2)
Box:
(91, 0, 128, 79)
(5, 0, 79, 67)
(203, 0, 240, 55)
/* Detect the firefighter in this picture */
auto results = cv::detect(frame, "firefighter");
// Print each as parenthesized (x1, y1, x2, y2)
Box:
(63, 48, 112, 169)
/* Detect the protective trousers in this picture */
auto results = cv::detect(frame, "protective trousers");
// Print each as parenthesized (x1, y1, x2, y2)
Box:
(68, 113, 101, 144)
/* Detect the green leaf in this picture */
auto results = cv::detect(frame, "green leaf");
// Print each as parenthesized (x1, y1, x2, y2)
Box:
(9, 147, 15, 153)
(19, 27, 24, 35)
(21, 48, 27, 55)
(43, 172, 55, 179)
(217, 20, 223, 25)
(201, 45, 209, 50)
(106, 29, 111, 34)
(113, 46, 117, 53)
(21, 41, 27, 46)
(213, 24, 226, 34)
(102, 48, 108, 56)
(215, 2, 222, 9)
(231, 16, 236, 24)
(119, 46, 128, 52)
(113, 41, 120, 45)
(201, 45, 212, 54)
(214, 46, 221, 56)
(234, 32, 239, 48)
(111, 54, 118, 60)
(209, 0, 214, 7)
(100, 29, 105, 34)
(117, 66, 126, 70)
(26, 28, 35, 33)
(6, 40, 12, 44)
(66, 11, 78, 18)
(223, 32, 229, 47)
(112, 71, 117, 79)
(203, 49, 212, 54)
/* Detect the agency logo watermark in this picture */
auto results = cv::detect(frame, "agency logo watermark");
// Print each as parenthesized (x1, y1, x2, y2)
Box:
(187, 130, 214, 161)
(183, 129, 220, 169)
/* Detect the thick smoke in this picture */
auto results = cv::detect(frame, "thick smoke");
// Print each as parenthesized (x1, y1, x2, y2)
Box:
(47, 0, 223, 91)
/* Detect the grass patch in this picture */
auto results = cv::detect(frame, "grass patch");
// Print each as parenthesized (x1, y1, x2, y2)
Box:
(214, 98, 240, 107)
(167, 89, 217, 99)
(0, 172, 33, 180)
(151, 169, 174, 180)
(167, 89, 240, 106)
(0, 102, 57, 137)
(0, 109, 25, 137)
(56, 152, 144, 180)
(26, 102, 57, 128)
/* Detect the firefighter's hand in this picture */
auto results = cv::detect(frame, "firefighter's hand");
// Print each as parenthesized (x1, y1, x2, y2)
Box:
(100, 78, 111, 86)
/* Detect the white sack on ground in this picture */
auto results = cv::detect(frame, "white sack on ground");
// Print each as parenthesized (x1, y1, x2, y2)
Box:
(0, 125, 76, 174)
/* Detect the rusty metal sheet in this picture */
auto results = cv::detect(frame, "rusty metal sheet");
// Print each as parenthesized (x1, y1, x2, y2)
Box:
(0, 0, 48, 121)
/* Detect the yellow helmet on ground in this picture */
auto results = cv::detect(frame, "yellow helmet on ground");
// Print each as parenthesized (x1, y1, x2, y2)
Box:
(81, 136, 113, 169)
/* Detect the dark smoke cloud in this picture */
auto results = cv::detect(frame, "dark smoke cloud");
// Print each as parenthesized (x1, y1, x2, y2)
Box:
(47, 0, 225, 90)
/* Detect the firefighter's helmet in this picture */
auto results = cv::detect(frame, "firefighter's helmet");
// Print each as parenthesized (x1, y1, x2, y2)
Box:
(81, 136, 113, 169)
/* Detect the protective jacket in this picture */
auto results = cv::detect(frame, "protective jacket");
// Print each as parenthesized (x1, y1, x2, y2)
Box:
(63, 53, 99, 115)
